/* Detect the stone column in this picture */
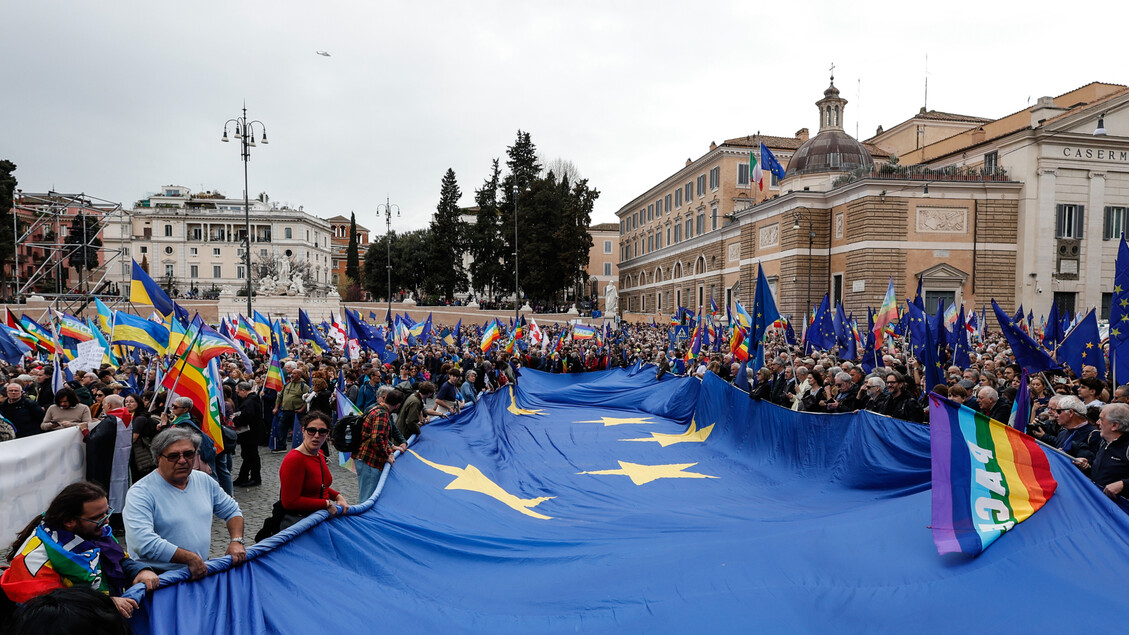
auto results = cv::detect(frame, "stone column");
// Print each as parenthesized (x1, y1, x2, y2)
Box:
(1031, 168, 1058, 309)
(1084, 171, 1106, 311)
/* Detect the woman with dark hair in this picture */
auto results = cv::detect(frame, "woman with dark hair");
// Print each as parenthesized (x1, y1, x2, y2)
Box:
(276, 412, 348, 525)
(40, 387, 93, 432)
(127, 392, 157, 480)
(1, 482, 159, 619)
(306, 377, 333, 416)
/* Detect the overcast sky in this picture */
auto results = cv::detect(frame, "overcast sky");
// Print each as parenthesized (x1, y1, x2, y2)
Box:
(3, 1, 1126, 235)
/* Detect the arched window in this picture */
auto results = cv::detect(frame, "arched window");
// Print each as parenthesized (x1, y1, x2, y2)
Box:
(834, 105, 840, 126)
(695, 256, 706, 275)
(654, 267, 663, 283)
(674, 262, 683, 279)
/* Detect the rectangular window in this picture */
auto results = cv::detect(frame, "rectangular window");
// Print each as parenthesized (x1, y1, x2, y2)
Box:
(675, 189, 683, 208)
(189, 265, 199, 278)
(164, 264, 174, 277)
(648, 204, 653, 222)
(1102, 292, 1113, 321)
(604, 262, 612, 276)
(648, 236, 654, 252)
(139, 246, 148, 254)
(711, 207, 718, 231)
(1056, 204, 1085, 239)
(667, 227, 671, 245)
(664, 195, 671, 215)
(984, 151, 999, 175)
(190, 227, 202, 241)
(656, 231, 662, 249)
(189, 247, 198, 256)
(213, 247, 221, 256)
(213, 265, 222, 278)
(696, 175, 706, 197)
(164, 225, 173, 237)
(684, 182, 692, 202)
(603, 240, 612, 254)
(285, 227, 293, 239)
(696, 214, 704, 235)
(737, 163, 749, 186)
(685, 218, 693, 239)
(620, 221, 624, 235)
(237, 265, 245, 278)
(674, 224, 681, 243)
(1054, 292, 1076, 317)
(709, 166, 720, 190)
(1104, 206, 1128, 240)
(770, 172, 779, 187)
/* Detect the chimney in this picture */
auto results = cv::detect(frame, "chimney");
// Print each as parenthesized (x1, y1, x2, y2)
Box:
(1030, 96, 1065, 128)
(796, 128, 809, 141)
(709, 141, 717, 151)
(970, 127, 986, 144)
(686, 158, 692, 166)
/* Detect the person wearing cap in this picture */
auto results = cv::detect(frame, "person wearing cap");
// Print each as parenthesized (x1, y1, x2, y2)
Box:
(1048, 395, 1101, 462)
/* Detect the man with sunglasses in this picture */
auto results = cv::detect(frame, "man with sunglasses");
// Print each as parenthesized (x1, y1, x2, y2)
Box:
(123, 427, 245, 580)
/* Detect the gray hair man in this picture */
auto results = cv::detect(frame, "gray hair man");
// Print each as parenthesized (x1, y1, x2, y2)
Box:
(123, 427, 245, 580)
(1078, 403, 1129, 500)
(1049, 395, 1101, 462)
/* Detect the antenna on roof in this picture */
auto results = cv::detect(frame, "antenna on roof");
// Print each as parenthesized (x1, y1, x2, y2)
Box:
(923, 54, 929, 112)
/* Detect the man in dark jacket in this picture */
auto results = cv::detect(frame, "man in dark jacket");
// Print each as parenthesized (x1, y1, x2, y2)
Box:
(0, 383, 45, 438)
(1049, 395, 1101, 462)
(976, 386, 1012, 424)
(769, 357, 792, 407)
(1076, 403, 1129, 500)
(881, 371, 924, 423)
(233, 382, 264, 487)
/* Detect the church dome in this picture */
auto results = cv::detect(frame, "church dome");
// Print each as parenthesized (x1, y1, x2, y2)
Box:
(785, 77, 874, 177)
(788, 129, 874, 176)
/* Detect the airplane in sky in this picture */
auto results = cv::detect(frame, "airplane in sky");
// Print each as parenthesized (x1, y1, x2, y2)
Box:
(316, 51, 331, 57)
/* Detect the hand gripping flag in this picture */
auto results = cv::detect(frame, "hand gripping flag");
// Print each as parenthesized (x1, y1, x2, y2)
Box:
(929, 393, 1057, 556)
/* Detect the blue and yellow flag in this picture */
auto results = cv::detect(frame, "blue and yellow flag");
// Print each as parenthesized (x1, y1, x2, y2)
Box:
(130, 259, 175, 318)
(110, 310, 169, 354)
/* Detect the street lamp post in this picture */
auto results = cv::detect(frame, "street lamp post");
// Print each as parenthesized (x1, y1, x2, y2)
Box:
(513, 184, 520, 323)
(792, 210, 816, 320)
(376, 198, 400, 325)
(222, 105, 269, 319)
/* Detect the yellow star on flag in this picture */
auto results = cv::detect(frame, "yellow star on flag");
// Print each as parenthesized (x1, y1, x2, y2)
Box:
(1086, 342, 1094, 349)
(409, 450, 554, 519)
(579, 461, 717, 485)
(507, 387, 546, 416)
(622, 420, 714, 447)
(1116, 284, 1124, 293)
(577, 416, 656, 426)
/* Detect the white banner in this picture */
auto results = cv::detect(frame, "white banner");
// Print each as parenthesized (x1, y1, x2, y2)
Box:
(0, 428, 86, 542)
(71, 339, 105, 372)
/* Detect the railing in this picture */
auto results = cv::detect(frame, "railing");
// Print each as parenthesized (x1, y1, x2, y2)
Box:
(833, 164, 1010, 187)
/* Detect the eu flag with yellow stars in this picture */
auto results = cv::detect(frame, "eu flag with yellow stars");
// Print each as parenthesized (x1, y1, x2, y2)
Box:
(992, 300, 1059, 375)
(1110, 237, 1129, 385)
(1057, 308, 1104, 378)
(127, 367, 1129, 633)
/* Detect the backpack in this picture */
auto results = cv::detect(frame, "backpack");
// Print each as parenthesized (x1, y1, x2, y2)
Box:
(331, 413, 364, 453)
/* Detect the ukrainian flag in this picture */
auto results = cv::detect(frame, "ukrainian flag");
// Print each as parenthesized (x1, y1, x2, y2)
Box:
(94, 297, 114, 334)
(130, 259, 175, 318)
(111, 310, 169, 354)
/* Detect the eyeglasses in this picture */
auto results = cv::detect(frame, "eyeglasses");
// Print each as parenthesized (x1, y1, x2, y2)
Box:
(79, 507, 114, 527)
(304, 427, 330, 436)
(94, 393, 105, 398)
(161, 450, 198, 463)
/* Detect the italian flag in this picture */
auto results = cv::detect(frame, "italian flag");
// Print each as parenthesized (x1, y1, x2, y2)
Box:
(750, 151, 763, 191)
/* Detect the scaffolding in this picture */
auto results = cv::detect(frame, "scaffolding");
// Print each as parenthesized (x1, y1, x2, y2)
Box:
(12, 191, 131, 315)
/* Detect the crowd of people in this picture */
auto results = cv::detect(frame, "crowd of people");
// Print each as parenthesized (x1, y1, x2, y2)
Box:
(2, 315, 1128, 627)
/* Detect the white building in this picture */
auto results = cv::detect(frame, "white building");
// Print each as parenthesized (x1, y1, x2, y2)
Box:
(103, 185, 333, 296)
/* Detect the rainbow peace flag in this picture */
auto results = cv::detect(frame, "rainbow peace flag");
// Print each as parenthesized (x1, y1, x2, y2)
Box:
(572, 324, 596, 340)
(928, 394, 1057, 556)
(264, 352, 285, 393)
(480, 319, 502, 352)
(55, 312, 93, 342)
(873, 278, 898, 349)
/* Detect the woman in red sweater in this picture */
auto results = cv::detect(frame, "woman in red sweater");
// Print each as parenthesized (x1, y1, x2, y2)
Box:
(279, 412, 349, 516)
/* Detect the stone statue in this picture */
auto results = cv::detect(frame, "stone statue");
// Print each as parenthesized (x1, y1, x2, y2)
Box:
(258, 275, 278, 295)
(288, 274, 305, 296)
(277, 256, 292, 280)
(604, 283, 619, 316)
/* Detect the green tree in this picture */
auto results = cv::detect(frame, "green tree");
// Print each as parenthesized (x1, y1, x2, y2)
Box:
(0, 160, 17, 299)
(425, 168, 468, 299)
(498, 131, 542, 300)
(345, 211, 360, 283)
(363, 228, 432, 302)
(518, 171, 597, 306)
(468, 159, 507, 301)
(66, 213, 102, 293)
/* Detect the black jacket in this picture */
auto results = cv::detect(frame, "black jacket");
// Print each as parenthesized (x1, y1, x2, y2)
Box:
(0, 396, 45, 438)
(982, 399, 1012, 425)
(1053, 423, 1101, 461)
(235, 392, 264, 439)
(1090, 434, 1129, 489)
(882, 391, 925, 423)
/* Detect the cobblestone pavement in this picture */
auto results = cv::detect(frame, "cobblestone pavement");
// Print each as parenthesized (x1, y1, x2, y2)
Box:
(209, 445, 360, 558)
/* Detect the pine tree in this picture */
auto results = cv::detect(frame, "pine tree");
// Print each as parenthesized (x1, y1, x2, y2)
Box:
(426, 168, 469, 299)
(499, 130, 542, 300)
(345, 211, 360, 283)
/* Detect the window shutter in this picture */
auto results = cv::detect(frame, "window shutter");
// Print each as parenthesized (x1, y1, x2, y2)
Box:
(1077, 205, 1085, 239)
(1056, 204, 1064, 238)
(1104, 206, 1113, 240)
